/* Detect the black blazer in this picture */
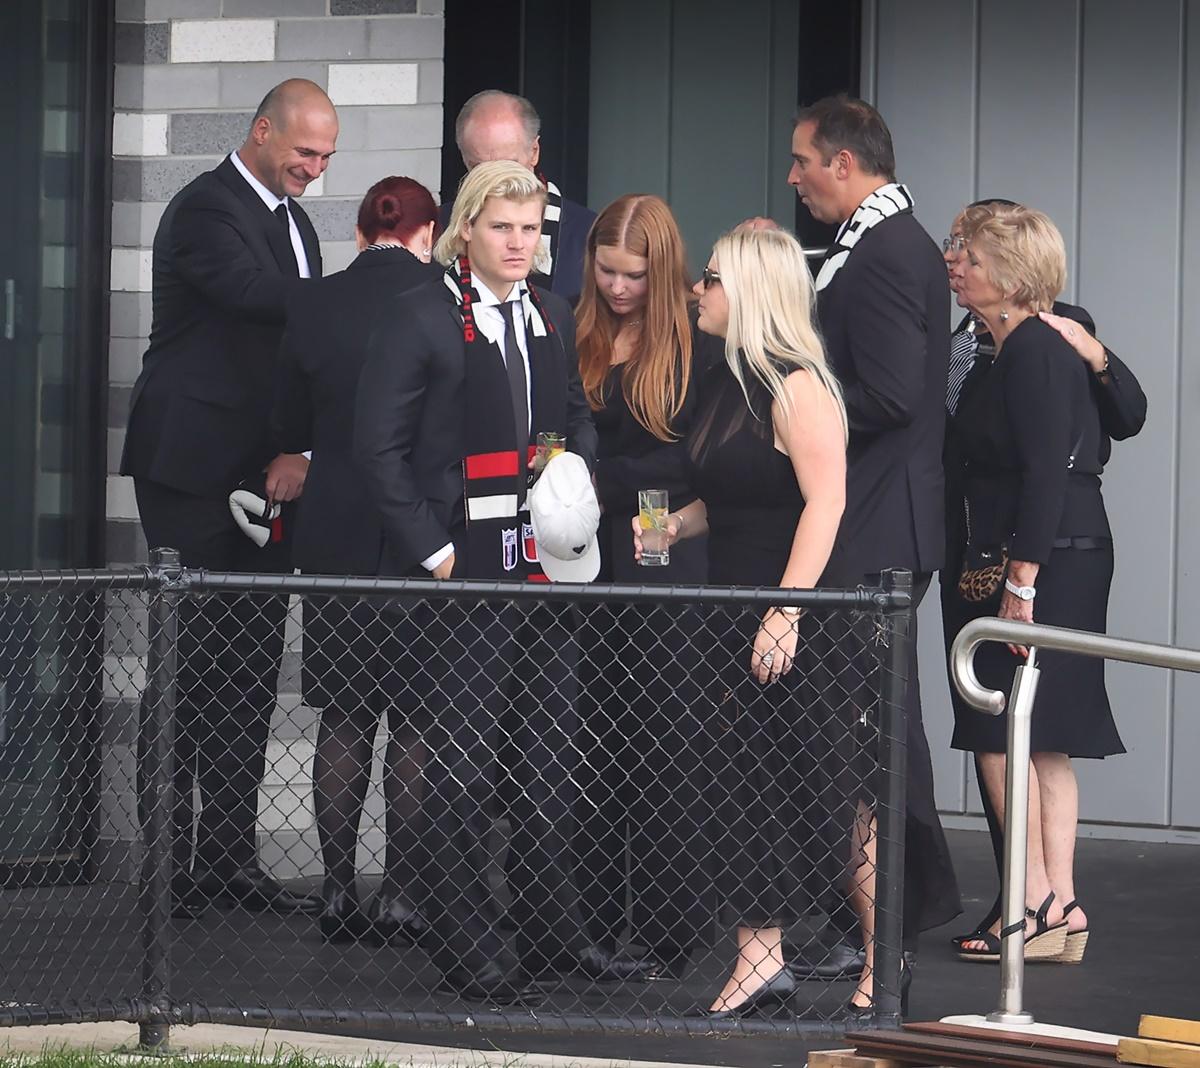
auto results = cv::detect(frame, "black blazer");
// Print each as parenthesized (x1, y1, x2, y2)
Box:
(438, 188, 596, 302)
(956, 316, 1111, 564)
(273, 247, 441, 576)
(817, 209, 950, 577)
(942, 301, 1146, 574)
(120, 157, 321, 498)
(353, 277, 598, 577)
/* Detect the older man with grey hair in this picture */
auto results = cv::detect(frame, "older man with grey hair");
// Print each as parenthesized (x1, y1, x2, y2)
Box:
(440, 89, 594, 301)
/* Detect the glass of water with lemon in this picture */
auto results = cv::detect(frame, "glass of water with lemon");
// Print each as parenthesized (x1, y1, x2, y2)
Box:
(638, 489, 670, 566)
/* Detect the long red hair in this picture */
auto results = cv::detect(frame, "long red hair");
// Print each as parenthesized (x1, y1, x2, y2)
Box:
(575, 194, 694, 442)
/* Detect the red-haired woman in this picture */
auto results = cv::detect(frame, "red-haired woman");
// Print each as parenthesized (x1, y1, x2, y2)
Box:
(573, 194, 714, 980)
(274, 176, 439, 946)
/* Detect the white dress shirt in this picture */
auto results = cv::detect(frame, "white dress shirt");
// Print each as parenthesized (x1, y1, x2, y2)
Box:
(420, 277, 533, 573)
(229, 150, 312, 279)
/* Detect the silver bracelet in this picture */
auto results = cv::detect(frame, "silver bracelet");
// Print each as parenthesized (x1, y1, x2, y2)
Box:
(674, 511, 685, 536)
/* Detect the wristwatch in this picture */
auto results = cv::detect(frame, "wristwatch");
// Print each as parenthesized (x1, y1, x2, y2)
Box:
(1004, 578, 1036, 601)
(774, 605, 803, 619)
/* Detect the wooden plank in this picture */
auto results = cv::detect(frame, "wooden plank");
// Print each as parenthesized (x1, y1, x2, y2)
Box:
(1119, 1039, 1200, 1068)
(1140, 1020, 1200, 1048)
(808, 1050, 911, 1068)
(846, 1029, 1120, 1068)
(906, 1022, 1119, 1057)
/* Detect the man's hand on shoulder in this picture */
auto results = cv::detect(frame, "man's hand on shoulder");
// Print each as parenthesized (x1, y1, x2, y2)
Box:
(265, 452, 309, 503)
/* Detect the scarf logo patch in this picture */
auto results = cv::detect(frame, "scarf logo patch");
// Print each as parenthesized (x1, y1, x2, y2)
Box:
(502, 527, 518, 571)
(522, 523, 539, 564)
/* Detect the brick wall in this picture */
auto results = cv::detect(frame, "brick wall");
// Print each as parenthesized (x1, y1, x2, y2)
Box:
(107, 0, 446, 566)
(97, 0, 446, 880)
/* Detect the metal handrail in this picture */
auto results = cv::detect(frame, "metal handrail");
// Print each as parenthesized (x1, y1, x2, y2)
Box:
(949, 618, 1200, 1025)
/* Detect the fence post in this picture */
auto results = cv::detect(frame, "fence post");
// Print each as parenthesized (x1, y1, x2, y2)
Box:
(138, 547, 182, 1051)
(871, 568, 912, 1026)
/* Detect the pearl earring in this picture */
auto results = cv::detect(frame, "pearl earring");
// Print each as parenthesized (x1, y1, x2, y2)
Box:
(999, 308, 1009, 322)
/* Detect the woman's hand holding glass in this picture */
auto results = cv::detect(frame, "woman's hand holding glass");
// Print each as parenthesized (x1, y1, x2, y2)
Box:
(630, 511, 682, 562)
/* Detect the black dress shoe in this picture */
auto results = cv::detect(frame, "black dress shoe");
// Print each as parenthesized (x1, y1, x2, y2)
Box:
(687, 967, 796, 1019)
(437, 963, 546, 1007)
(319, 885, 374, 944)
(643, 945, 692, 981)
(786, 938, 866, 980)
(193, 864, 322, 914)
(365, 892, 428, 947)
(572, 945, 655, 982)
(171, 876, 208, 920)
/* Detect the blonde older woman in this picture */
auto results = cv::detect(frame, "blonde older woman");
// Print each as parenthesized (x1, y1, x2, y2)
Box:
(947, 204, 1124, 964)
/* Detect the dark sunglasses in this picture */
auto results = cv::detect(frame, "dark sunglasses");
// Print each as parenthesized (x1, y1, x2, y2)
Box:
(701, 267, 722, 289)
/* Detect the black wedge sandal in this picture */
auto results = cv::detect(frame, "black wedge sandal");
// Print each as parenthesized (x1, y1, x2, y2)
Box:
(957, 891, 1068, 963)
(1053, 899, 1089, 963)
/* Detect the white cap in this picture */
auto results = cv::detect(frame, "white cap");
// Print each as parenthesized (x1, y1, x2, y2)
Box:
(528, 451, 601, 582)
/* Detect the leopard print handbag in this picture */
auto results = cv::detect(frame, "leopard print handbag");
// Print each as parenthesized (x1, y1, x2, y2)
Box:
(957, 497, 1009, 603)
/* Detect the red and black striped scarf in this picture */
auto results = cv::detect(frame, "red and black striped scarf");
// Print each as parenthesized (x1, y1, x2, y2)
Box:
(445, 256, 568, 581)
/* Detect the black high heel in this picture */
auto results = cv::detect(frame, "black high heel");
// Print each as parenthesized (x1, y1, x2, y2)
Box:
(957, 891, 1067, 962)
(949, 895, 1002, 950)
(687, 967, 796, 1019)
(319, 884, 374, 944)
(838, 959, 912, 1021)
(366, 892, 428, 947)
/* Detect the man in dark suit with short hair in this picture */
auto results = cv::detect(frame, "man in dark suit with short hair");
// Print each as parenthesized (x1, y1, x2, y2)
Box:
(784, 95, 962, 1005)
(121, 78, 337, 917)
(439, 89, 594, 303)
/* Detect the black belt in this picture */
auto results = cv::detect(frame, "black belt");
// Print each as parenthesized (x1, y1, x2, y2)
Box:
(1050, 536, 1112, 550)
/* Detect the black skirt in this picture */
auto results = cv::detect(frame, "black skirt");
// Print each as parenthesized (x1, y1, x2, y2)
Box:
(949, 545, 1124, 758)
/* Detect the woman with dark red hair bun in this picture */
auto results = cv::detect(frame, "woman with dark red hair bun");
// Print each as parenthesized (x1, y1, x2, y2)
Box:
(274, 175, 440, 947)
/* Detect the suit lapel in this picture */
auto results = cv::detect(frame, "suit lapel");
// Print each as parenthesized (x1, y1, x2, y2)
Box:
(213, 156, 298, 277)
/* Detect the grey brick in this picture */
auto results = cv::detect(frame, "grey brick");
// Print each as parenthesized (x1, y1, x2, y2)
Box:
(109, 386, 134, 429)
(320, 146, 439, 197)
(219, 62, 326, 108)
(416, 58, 442, 103)
(331, 0, 415, 13)
(112, 159, 140, 203)
(109, 292, 153, 339)
(113, 63, 144, 109)
(106, 519, 148, 566)
(115, 0, 147, 19)
(170, 110, 252, 155)
(303, 197, 360, 243)
(109, 337, 146, 385)
(140, 157, 217, 200)
(276, 18, 368, 60)
(419, 0, 444, 13)
(223, 0, 324, 12)
(144, 0, 219, 15)
(364, 103, 442, 150)
(328, 104, 369, 149)
(111, 201, 165, 248)
(368, 15, 442, 59)
(319, 239, 358, 274)
(142, 63, 221, 109)
(102, 698, 139, 745)
(107, 428, 124, 473)
(115, 21, 168, 64)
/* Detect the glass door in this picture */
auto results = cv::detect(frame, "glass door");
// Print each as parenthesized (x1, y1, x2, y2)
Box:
(0, 0, 111, 883)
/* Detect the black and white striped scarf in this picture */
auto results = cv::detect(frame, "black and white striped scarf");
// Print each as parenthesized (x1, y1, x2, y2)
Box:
(815, 182, 915, 291)
(946, 320, 980, 415)
(531, 177, 563, 289)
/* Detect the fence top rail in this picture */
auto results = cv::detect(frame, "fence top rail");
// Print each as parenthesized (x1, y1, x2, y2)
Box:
(0, 567, 156, 592)
(951, 617, 1200, 714)
(186, 569, 910, 610)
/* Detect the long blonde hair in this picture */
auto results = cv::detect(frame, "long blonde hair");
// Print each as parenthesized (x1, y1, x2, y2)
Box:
(575, 195, 694, 442)
(713, 227, 847, 441)
(433, 159, 549, 272)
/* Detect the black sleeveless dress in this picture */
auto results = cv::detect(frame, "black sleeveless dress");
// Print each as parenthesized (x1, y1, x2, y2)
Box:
(688, 362, 867, 928)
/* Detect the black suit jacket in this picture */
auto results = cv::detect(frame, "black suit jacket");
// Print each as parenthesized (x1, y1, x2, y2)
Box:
(121, 157, 321, 498)
(438, 188, 596, 302)
(817, 209, 950, 577)
(273, 248, 441, 575)
(353, 277, 598, 577)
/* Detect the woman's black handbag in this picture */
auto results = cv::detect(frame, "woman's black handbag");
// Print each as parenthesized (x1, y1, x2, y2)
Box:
(957, 539, 1009, 603)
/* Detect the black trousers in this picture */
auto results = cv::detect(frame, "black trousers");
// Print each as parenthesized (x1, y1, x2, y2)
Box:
(574, 602, 714, 957)
(405, 600, 589, 984)
(135, 478, 293, 875)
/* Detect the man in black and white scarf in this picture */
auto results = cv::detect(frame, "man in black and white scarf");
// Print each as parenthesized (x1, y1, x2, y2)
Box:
(441, 89, 596, 303)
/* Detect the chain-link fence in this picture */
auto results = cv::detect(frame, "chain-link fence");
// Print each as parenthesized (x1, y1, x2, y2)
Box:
(0, 553, 912, 1043)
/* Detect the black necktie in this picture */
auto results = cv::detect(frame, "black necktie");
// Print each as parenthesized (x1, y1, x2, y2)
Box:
(274, 202, 290, 229)
(498, 300, 529, 504)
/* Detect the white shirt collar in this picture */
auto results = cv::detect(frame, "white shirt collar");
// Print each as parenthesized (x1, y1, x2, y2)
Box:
(229, 150, 287, 214)
(472, 274, 527, 310)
